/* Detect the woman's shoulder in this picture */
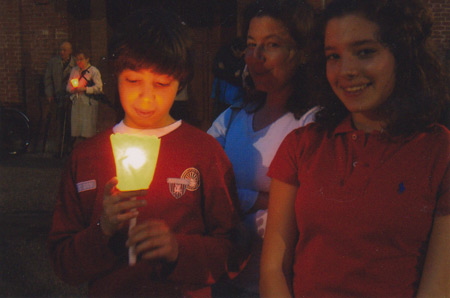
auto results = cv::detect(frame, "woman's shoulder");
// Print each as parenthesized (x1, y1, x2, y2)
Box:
(70, 66, 81, 73)
(87, 65, 101, 75)
(298, 106, 321, 126)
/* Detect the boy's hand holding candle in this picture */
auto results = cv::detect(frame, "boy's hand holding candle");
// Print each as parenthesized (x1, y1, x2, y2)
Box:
(100, 177, 147, 237)
(127, 219, 179, 263)
(110, 133, 161, 265)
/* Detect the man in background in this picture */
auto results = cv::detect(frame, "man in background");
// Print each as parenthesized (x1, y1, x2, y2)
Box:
(43, 41, 76, 155)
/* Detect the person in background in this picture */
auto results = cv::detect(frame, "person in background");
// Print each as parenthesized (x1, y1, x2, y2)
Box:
(211, 37, 246, 118)
(261, 0, 450, 296)
(43, 41, 76, 154)
(207, 0, 317, 296)
(48, 7, 242, 297)
(67, 49, 103, 147)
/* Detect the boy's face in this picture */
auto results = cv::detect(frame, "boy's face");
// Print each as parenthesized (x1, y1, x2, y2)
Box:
(118, 69, 179, 129)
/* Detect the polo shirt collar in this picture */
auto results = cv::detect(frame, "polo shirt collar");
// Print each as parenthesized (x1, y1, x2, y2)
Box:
(332, 115, 386, 138)
(333, 115, 355, 136)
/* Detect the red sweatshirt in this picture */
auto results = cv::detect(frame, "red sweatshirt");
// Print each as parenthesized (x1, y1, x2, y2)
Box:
(48, 122, 243, 297)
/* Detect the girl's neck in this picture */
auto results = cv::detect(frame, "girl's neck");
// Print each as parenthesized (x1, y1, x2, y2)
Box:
(351, 112, 386, 133)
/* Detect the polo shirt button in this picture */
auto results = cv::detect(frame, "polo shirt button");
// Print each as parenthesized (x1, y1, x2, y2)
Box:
(352, 134, 357, 140)
(352, 161, 358, 167)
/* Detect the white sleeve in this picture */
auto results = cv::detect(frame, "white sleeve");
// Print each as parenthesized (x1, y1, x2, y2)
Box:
(207, 107, 234, 148)
(299, 105, 321, 126)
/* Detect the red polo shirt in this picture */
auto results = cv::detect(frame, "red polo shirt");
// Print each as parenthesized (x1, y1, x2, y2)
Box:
(268, 116, 450, 297)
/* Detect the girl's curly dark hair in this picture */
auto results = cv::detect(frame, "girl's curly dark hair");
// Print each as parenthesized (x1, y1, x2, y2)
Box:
(312, 0, 450, 136)
(242, 0, 316, 119)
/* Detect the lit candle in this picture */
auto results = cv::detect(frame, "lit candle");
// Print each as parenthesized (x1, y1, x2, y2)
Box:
(110, 133, 161, 265)
(71, 78, 79, 88)
(110, 134, 161, 191)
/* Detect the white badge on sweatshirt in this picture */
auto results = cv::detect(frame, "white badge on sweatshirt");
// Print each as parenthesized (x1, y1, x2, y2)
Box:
(76, 180, 97, 193)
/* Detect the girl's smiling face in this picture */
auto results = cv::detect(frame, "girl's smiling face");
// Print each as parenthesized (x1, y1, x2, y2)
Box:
(118, 69, 179, 129)
(324, 14, 396, 129)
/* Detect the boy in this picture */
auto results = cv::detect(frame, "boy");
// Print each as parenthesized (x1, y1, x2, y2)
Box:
(48, 8, 241, 297)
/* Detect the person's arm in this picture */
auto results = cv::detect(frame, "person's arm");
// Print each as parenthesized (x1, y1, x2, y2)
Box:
(416, 214, 450, 297)
(48, 157, 147, 285)
(242, 189, 269, 214)
(207, 108, 233, 148)
(85, 67, 103, 94)
(260, 178, 298, 298)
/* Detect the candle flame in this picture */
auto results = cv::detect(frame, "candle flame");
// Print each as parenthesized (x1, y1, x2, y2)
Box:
(122, 147, 146, 170)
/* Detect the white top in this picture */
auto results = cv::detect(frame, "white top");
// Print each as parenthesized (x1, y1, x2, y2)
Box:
(208, 106, 318, 212)
(113, 120, 182, 137)
(207, 105, 318, 293)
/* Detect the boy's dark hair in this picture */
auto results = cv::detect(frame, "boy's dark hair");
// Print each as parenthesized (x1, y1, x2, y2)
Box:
(242, 0, 316, 119)
(312, 0, 450, 136)
(108, 8, 194, 90)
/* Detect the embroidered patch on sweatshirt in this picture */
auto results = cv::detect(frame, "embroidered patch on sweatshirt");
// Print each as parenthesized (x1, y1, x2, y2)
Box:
(167, 178, 189, 199)
(181, 168, 201, 191)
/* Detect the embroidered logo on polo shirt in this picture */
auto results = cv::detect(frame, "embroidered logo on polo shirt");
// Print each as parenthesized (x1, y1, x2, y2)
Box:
(167, 178, 189, 199)
(76, 180, 97, 193)
(181, 168, 201, 191)
(397, 182, 405, 194)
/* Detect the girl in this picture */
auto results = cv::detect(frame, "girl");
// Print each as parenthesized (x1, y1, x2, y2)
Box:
(261, 0, 450, 296)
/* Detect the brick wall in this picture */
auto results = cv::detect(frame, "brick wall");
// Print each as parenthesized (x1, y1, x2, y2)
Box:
(0, 0, 449, 130)
(0, 0, 72, 123)
(427, 0, 450, 65)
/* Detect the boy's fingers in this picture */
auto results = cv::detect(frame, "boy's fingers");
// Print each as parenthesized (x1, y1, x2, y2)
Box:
(128, 220, 167, 238)
(116, 189, 148, 200)
(104, 177, 119, 195)
(117, 199, 147, 212)
(116, 210, 139, 223)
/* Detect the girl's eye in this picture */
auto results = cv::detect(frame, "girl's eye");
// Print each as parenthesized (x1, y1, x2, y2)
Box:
(246, 42, 256, 49)
(357, 48, 376, 58)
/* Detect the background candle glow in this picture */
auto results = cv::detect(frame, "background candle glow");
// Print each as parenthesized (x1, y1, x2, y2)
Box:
(71, 78, 79, 88)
